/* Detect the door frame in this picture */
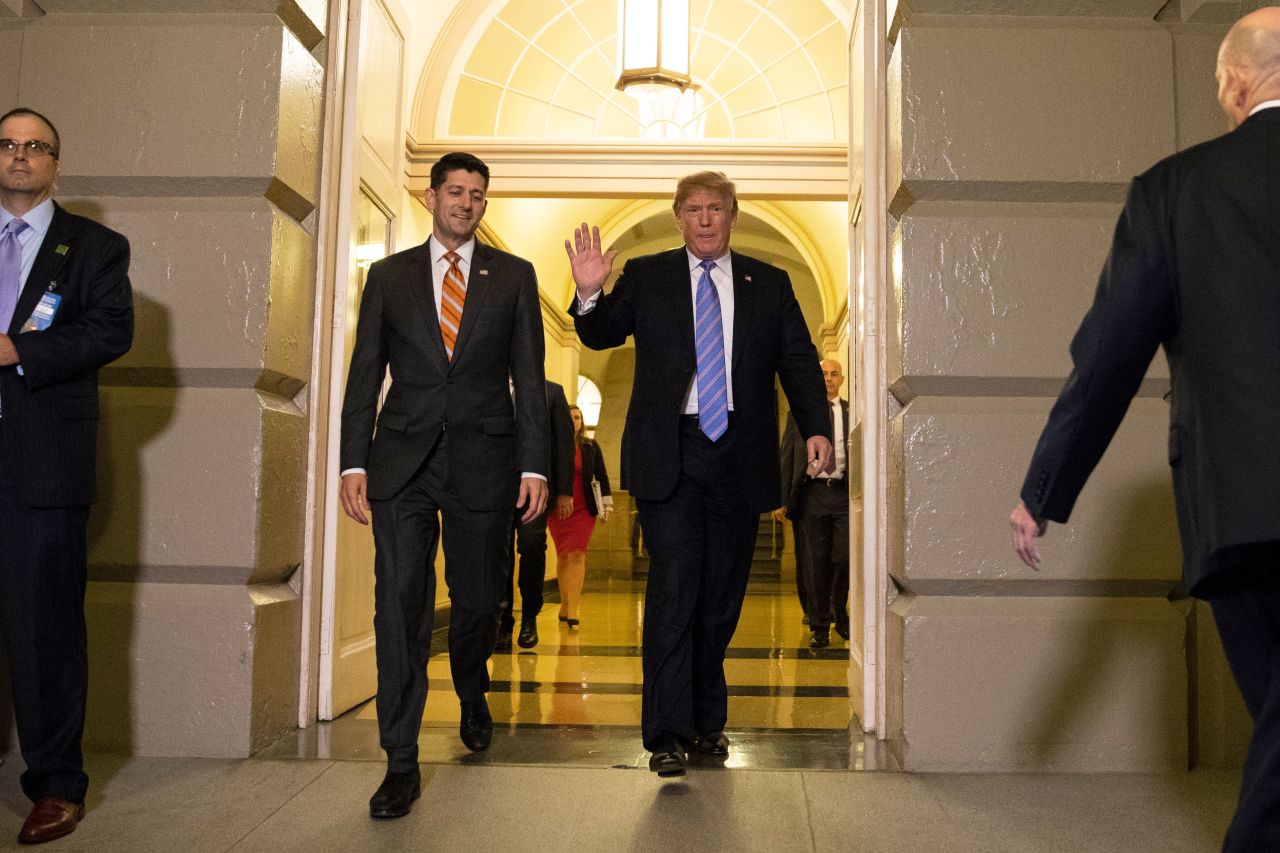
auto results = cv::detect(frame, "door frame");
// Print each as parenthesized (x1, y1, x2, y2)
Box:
(299, 0, 892, 737)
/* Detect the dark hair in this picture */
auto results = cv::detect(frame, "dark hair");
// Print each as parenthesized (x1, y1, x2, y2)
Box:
(569, 405, 588, 445)
(0, 108, 60, 158)
(430, 152, 489, 191)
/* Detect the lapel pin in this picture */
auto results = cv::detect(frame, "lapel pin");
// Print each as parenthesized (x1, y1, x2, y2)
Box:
(744, 275, 752, 282)
(478, 269, 489, 276)
(48, 280, 57, 291)
(55, 244, 69, 255)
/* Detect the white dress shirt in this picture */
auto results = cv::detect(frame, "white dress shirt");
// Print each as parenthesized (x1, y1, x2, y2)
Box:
(0, 197, 55, 299)
(577, 248, 735, 415)
(816, 398, 846, 480)
(1249, 99, 1280, 117)
(0, 198, 55, 412)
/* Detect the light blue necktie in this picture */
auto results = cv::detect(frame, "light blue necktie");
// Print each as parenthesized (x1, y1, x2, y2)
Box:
(694, 259, 728, 441)
(0, 217, 29, 332)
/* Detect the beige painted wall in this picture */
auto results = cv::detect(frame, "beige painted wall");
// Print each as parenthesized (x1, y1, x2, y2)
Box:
(0, 2, 325, 757)
(881, 2, 1249, 771)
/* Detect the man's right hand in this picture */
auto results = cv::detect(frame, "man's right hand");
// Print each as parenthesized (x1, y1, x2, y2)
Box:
(564, 222, 617, 302)
(340, 472, 371, 525)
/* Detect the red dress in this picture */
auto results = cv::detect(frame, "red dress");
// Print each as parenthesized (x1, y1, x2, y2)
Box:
(548, 444, 596, 556)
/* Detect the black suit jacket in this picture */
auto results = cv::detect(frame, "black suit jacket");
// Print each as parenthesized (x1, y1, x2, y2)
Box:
(340, 237, 548, 510)
(571, 247, 829, 513)
(1021, 107, 1280, 593)
(545, 380, 574, 498)
(1, 202, 133, 508)
(578, 438, 612, 516)
(780, 398, 848, 516)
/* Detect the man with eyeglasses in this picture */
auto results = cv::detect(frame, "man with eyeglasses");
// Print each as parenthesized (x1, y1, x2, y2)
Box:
(0, 107, 133, 845)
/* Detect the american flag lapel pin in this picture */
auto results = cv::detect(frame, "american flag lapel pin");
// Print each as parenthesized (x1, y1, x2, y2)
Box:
(744, 275, 752, 282)
(478, 269, 489, 276)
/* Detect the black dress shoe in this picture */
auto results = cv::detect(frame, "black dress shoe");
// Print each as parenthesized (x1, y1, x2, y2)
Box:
(809, 627, 830, 649)
(493, 625, 513, 651)
(693, 730, 730, 756)
(835, 621, 850, 641)
(517, 619, 538, 648)
(369, 770, 420, 819)
(648, 736, 687, 777)
(459, 699, 493, 752)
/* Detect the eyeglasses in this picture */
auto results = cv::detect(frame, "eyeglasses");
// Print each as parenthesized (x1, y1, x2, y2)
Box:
(0, 139, 58, 159)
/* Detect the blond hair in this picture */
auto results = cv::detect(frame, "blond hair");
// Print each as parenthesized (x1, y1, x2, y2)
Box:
(673, 171, 739, 215)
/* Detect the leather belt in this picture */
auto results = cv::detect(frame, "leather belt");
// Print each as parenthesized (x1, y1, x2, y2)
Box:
(806, 477, 846, 487)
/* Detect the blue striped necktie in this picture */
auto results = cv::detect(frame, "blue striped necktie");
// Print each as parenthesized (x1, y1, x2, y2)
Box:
(694, 259, 728, 441)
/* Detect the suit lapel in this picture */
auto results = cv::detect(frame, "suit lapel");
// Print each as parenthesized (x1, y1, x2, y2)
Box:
(730, 251, 753, 374)
(671, 249, 696, 363)
(449, 241, 494, 367)
(405, 240, 448, 365)
(9, 203, 75, 336)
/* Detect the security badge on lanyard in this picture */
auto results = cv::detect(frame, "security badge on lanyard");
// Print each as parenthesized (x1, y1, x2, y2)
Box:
(20, 244, 69, 333)
(21, 290, 61, 332)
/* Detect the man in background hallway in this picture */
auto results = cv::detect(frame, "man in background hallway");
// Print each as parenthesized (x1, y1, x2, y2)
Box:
(566, 171, 832, 777)
(496, 378, 574, 650)
(0, 107, 134, 845)
(775, 413, 812, 626)
(340, 152, 548, 819)
(781, 358, 849, 649)
(1010, 8, 1280, 849)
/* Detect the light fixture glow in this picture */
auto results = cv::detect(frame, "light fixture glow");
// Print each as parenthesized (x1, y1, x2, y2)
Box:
(616, 0, 695, 94)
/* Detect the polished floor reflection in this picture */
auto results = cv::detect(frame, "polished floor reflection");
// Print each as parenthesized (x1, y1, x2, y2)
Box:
(403, 577, 853, 731)
(262, 577, 887, 771)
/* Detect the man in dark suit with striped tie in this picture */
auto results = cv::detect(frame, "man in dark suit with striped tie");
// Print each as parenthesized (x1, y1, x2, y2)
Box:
(565, 172, 832, 776)
(340, 152, 548, 818)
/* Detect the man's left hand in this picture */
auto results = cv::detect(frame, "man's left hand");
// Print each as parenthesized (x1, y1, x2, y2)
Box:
(0, 334, 18, 367)
(517, 477, 549, 524)
(805, 436, 835, 476)
(1009, 501, 1048, 569)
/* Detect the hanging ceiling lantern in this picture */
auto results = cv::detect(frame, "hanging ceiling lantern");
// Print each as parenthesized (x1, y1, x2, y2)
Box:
(615, 0, 695, 94)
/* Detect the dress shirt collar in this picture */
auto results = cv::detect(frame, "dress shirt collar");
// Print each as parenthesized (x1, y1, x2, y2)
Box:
(0, 197, 54, 234)
(686, 248, 730, 276)
(429, 235, 477, 268)
(1249, 100, 1280, 117)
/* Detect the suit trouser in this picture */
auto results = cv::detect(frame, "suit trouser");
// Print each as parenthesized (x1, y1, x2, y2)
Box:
(798, 479, 849, 630)
(0, 448, 90, 804)
(636, 416, 759, 751)
(791, 519, 809, 618)
(498, 512, 549, 632)
(370, 434, 511, 772)
(1204, 564, 1280, 852)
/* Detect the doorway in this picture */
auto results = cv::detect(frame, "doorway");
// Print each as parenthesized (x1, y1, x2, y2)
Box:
(300, 0, 882, 766)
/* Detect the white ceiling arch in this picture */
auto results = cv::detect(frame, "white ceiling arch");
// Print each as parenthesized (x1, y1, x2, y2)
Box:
(410, 0, 851, 145)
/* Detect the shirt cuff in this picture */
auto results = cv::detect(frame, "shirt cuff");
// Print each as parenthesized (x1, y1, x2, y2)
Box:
(340, 468, 366, 477)
(576, 291, 601, 313)
(522, 472, 547, 482)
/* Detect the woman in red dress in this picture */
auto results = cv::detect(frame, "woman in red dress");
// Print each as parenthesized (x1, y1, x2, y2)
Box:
(547, 405, 612, 626)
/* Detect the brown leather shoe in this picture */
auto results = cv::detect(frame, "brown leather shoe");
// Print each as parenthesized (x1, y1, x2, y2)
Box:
(18, 797, 83, 845)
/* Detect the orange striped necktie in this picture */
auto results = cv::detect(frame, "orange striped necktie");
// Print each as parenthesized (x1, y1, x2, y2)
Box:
(440, 250, 466, 360)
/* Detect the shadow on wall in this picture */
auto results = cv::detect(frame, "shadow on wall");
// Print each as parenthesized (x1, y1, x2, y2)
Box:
(84, 289, 175, 766)
(1013, 475, 1230, 842)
